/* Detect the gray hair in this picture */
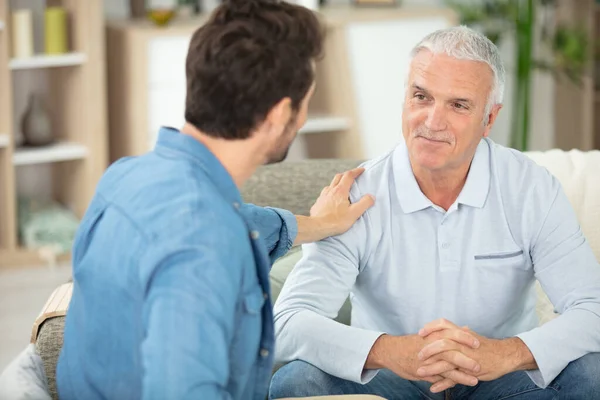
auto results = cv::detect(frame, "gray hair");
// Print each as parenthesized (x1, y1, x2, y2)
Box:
(409, 25, 505, 121)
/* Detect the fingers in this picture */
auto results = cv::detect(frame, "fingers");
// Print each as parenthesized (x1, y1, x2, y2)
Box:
(447, 328, 480, 349)
(419, 339, 462, 361)
(417, 361, 456, 377)
(426, 366, 479, 393)
(419, 318, 461, 337)
(350, 194, 375, 217)
(422, 375, 445, 384)
(431, 350, 480, 374)
(430, 378, 456, 393)
(330, 173, 343, 187)
(441, 369, 478, 387)
(338, 168, 365, 192)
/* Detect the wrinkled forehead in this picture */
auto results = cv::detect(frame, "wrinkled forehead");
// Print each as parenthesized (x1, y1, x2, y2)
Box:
(407, 50, 493, 101)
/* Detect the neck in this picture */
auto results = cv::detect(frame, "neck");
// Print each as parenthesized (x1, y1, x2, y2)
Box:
(180, 123, 265, 188)
(411, 160, 472, 211)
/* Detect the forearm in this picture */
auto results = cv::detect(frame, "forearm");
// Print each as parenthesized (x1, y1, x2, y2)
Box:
(275, 308, 384, 383)
(517, 307, 600, 388)
(293, 215, 336, 246)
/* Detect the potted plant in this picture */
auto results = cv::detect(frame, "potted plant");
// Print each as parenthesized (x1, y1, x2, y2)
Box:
(447, 0, 588, 151)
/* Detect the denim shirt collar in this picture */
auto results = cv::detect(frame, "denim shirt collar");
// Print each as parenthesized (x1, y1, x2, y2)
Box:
(154, 126, 243, 206)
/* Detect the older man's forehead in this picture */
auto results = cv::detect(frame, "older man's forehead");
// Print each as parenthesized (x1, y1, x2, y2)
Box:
(409, 54, 492, 94)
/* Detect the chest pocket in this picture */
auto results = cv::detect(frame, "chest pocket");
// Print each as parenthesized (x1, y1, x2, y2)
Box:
(474, 249, 529, 271)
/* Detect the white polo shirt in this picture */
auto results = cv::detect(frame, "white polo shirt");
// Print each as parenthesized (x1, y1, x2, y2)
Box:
(273, 137, 600, 388)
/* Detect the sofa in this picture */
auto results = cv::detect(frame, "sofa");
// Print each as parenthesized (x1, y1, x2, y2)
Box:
(15, 149, 600, 398)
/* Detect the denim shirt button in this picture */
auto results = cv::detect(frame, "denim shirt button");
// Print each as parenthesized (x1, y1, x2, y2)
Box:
(260, 348, 269, 358)
(251, 230, 260, 240)
(233, 202, 240, 209)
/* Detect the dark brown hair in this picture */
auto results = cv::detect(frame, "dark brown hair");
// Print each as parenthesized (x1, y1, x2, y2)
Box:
(184, 0, 325, 140)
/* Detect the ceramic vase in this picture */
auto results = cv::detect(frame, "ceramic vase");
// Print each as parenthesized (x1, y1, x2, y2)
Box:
(21, 93, 54, 147)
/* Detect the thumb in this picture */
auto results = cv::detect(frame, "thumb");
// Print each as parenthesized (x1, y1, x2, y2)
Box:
(350, 194, 375, 217)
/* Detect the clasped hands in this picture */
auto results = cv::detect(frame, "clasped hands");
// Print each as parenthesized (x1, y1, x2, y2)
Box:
(368, 319, 527, 394)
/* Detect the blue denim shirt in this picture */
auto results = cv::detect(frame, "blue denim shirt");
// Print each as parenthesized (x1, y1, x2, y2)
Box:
(56, 127, 298, 400)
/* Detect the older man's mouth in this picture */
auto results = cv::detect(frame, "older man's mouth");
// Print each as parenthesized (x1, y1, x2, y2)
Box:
(417, 136, 450, 144)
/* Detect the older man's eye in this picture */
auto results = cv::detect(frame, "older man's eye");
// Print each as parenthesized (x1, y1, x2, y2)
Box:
(453, 103, 467, 110)
(414, 93, 426, 101)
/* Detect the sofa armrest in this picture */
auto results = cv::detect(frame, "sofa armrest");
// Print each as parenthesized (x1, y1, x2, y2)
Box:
(31, 282, 72, 344)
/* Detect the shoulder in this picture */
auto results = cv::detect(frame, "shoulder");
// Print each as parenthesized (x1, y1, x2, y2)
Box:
(486, 138, 561, 208)
(349, 148, 396, 202)
(103, 153, 250, 252)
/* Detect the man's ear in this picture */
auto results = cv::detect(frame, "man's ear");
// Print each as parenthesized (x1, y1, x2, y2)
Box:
(483, 104, 502, 138)
(264, 97, 292, 134)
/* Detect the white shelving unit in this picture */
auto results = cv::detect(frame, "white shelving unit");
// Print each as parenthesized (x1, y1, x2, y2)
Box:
(0, 133, 9, 148)
(9, 52, 86, 70)
(13, 142, 89, 166)
(300, 116, 351, 135)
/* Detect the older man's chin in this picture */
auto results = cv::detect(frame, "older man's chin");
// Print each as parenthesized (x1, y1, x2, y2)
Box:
(411, 149, 453, 171)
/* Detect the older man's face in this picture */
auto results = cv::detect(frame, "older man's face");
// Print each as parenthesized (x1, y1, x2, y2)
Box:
(402, 50, 499, 172)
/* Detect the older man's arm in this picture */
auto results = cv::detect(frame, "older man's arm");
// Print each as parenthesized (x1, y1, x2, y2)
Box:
(273, 185, 385, 384)
(516, 176, 600, 388)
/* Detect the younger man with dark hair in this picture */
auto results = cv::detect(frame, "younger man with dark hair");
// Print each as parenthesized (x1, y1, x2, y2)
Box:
(56, 1, 374, 399)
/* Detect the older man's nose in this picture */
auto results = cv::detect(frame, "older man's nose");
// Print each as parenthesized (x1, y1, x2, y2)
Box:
(425, 104, 448, 132)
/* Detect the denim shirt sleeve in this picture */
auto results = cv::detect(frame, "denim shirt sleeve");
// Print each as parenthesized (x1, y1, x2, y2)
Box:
(140, 245, 241, 400)
(240, 203, 298, 264)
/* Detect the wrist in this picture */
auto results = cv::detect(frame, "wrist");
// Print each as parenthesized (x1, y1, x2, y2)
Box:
(307, 215, 336, 239)
(293, 216, 331, 245)
(365, 334, 392, 370)
(502, 337, 537, 373)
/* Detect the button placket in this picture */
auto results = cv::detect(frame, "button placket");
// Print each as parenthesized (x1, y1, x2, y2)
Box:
(438, 215, 458, 271)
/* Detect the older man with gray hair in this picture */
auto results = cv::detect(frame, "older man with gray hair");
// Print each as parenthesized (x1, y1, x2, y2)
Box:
(268, 26, 600, 399)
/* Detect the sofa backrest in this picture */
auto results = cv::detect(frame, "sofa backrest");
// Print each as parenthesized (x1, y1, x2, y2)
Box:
(525, 149, 600, 260)
(242, 159, 363, 216)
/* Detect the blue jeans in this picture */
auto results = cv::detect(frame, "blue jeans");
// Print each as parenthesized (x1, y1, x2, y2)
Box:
(269, 353, 600, 400)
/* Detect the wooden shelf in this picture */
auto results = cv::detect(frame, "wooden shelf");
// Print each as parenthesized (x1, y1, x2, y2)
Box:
(13, 142, 88, 166)
(0, 248, 71, 269)
(0, 133, 9, 148)
(0, 1, 107, 266)
(9, 53, 86, 71)
(299, 115, 351, 134)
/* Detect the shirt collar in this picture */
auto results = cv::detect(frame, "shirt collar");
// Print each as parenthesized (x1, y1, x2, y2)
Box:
(456, 138, 491, 209)
(154, 126, 243, 205)
(394, 137, 491, 214)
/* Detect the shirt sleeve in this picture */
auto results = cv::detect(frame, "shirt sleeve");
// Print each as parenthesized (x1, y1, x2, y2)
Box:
(140, 245, 241, 400)
(273, 186, 385, 384)
(240, 203, 297, 263)
(516, 178, 600, 388)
